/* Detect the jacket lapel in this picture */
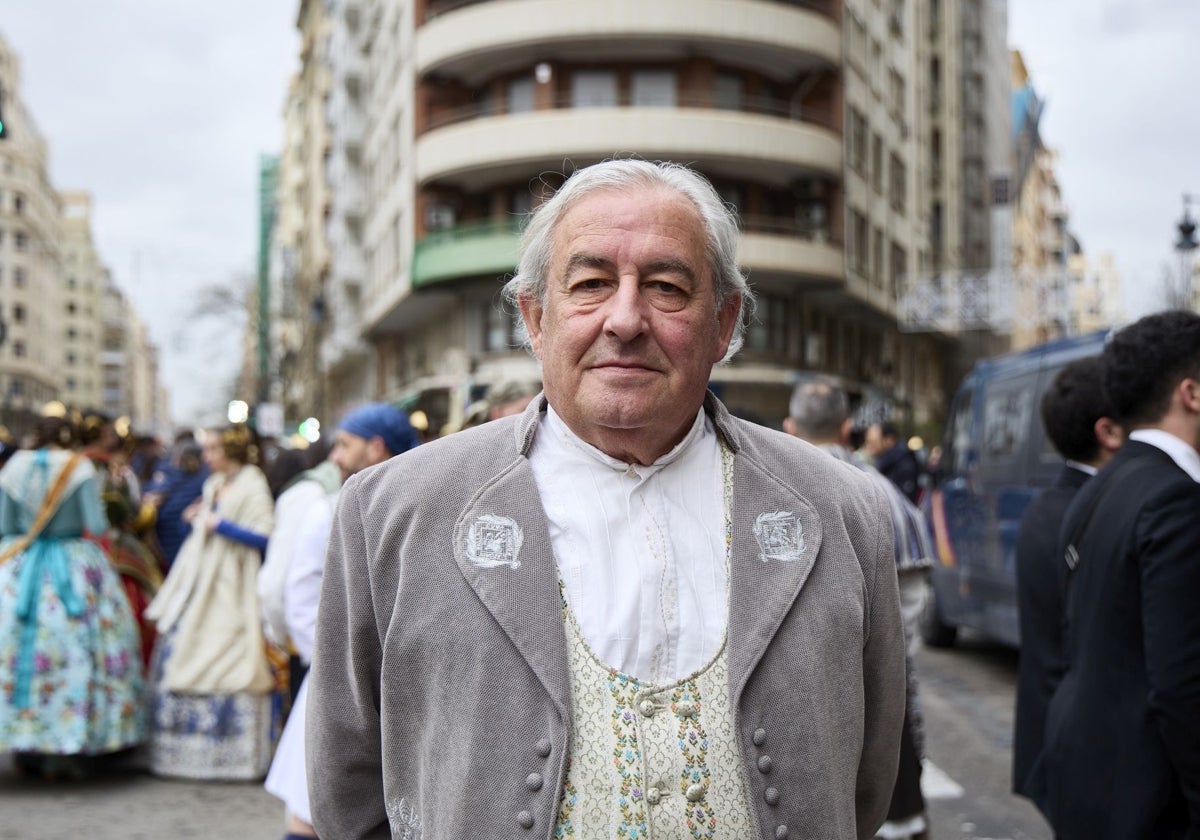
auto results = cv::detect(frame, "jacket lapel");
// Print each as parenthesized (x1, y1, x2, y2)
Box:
(725, 445, 825, 702)
(451, 454, 573, 723)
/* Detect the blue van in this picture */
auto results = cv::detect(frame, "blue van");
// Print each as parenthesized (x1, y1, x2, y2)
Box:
(920, 329, 1110, 648)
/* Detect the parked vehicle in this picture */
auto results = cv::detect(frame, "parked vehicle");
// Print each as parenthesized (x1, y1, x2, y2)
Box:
(921, 330, 1109, 648)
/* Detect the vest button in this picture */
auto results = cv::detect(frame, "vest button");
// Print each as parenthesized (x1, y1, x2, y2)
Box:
(764, 787, 780, 806)
(517, 810, 534, 830)
(685, 783, 706, 802)
(752, 727, 767, 747)
(526, 773, 544, 791)
(535, 738, 552, 757)
(638, 699, 657, 718)
(757, 755, 773, 774)
(775, 826, 789, 839)
(646, 787, 663, 805)
(676, 700, 697, 718)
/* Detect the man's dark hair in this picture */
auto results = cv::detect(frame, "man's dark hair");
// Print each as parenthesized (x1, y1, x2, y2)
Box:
(879, 421, 900, 441)
(1104, 310, 1200, 427)
(1041, 355, 1114, 462)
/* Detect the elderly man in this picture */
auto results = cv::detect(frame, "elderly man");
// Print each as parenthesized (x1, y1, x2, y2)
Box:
(785, 377, 933, 840)
(308, 159, 905, 840)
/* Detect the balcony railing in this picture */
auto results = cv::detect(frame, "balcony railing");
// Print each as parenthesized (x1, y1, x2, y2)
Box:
(739, 214, 840, 246)
(423, 0, 837, 23)
(424, 93, 839, 135)
(412, 217, 524, 289)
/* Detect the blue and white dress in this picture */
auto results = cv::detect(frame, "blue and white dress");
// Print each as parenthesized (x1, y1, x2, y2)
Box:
(0, 449, 145, 756)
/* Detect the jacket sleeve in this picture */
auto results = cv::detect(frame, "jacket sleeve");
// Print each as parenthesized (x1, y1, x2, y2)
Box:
(307, 475, 391, 840)
(1139, 481, 1200, 834)
(856, 478, 906, 839)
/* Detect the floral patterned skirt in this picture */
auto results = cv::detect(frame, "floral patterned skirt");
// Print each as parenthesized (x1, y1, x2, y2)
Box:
(147, 627, 280, 780)
(0, 535, 146, 755)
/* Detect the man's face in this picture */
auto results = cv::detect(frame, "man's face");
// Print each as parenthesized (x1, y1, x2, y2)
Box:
(519, 187, 739, 461)
(330, 430, 386, 481)
(864, 424, 885, 456)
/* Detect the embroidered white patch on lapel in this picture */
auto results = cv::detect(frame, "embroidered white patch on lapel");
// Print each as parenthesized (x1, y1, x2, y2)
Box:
(466, 514, 524, 569)
(753, 511, 806, 563)
(386, 797, 422, 840)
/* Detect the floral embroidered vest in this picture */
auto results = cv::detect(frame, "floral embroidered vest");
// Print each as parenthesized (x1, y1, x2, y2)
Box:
(555, 447, 754, 839)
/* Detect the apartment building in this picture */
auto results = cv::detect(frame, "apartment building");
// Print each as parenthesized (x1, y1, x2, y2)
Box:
(0, 34, 64, 436)
(59, 191, 105, 410)
(282, 0, 959, 434)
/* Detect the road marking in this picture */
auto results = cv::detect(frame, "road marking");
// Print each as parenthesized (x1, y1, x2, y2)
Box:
(921, 759, 965, 799)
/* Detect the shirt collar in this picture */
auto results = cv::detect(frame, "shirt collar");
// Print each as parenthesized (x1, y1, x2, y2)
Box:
(544, 405, 709, 477)
(1128, 429, 1200, 482)
(1063, 459, 1099, 477)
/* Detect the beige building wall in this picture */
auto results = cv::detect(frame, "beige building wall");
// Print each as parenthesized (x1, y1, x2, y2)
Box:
(0, 34, 65, 436)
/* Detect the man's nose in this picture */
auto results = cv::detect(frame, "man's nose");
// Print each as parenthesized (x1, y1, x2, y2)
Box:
(602, 277, 648, 341)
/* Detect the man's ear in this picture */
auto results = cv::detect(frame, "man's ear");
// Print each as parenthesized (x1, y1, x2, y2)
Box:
(518, 294, 545, 359)
(1180, 377, 1200, 415)
(1094, 416, 1124, 453)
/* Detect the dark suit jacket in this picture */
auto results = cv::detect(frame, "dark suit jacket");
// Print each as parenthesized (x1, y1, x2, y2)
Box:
(1012, 464, 1091, 808)
(1042, 441, 1200, 839)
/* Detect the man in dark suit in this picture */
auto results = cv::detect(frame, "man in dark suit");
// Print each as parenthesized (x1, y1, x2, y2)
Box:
(1041, 310, 1200, 839)
(1012, 355, 1123, 816)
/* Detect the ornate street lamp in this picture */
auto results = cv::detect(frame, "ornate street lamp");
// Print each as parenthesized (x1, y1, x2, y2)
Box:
(1175, 194, 1198, 308)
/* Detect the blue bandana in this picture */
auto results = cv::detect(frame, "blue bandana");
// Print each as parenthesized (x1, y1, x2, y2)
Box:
(338, 403, 418, 456)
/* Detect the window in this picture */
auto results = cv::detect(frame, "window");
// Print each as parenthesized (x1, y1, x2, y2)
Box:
(872, 133, 883, 192)
(12, 341, 25, 358)
(14, 267, 26, 287)
(715, 73, 743, 111)
(889, 153, 907, 212)
(66, 351, 77, 365)
(849, 209, 869, 276)
(849, 108, 868, 174)
(66, 301, 77, 315)
(14, 231, 27, 251)
(67, 327, 78, 340)
(12, 303, 24, 323)
(507, 77, 534, 114)
(572, 70, 617, 108)
(890, 241, 907, 297)
(873, 227, 885, 288)
(13, 193, 24, 215)
(482, 302, 520, 352)
(746, 294, 789, 355)
(631, 70, 675, 107)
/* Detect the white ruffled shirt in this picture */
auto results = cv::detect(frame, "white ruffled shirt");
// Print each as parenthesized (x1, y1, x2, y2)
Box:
(527, 406, 728, 684)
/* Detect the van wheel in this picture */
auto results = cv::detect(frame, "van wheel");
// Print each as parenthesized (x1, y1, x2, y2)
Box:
(918, 579, 957, 647)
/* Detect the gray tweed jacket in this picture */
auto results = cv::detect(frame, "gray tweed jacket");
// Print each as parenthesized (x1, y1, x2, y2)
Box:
(307, 393, 905, 840)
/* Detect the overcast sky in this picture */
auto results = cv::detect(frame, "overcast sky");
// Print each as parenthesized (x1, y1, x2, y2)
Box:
(1, 1, 1197, 425)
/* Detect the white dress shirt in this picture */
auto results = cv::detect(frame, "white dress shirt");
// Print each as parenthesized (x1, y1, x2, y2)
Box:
(1128, 428, 1200, 482)
(527, 406, 728, 684)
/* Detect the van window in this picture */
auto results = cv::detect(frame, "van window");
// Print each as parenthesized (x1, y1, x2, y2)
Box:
(945, 387, 973, 475)
(982, 375, 1037, 460)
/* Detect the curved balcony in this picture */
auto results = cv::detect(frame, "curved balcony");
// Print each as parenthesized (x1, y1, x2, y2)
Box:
(417, 0, 839, 85)
(415, 107, 841, 191)
(412, 217, 522, 289)
(738, 216, 844, 287)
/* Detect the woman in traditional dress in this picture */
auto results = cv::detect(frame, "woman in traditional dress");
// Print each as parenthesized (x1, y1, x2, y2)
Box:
(0, 413, 145, 779)
(145, 424, 277, 780)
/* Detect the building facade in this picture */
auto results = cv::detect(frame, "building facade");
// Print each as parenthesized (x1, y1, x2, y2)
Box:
(0, 34, 64, 436)
(59, 191, 105, 411)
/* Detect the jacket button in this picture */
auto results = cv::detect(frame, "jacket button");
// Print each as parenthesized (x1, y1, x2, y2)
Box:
(535, 738, 552, 757)
(638, 699, 657, 718)
(685, 782, 706, 802)
(757, 755, 773, 774)
(775, 826, 789, 839)
(752, 728, 767, 747)
(646, 787, 663, 805)
(526, 773, 544, 791)
(517, 810, 534, 830)
(764, 787, 780, 806)
(676, 700, 697, 718)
